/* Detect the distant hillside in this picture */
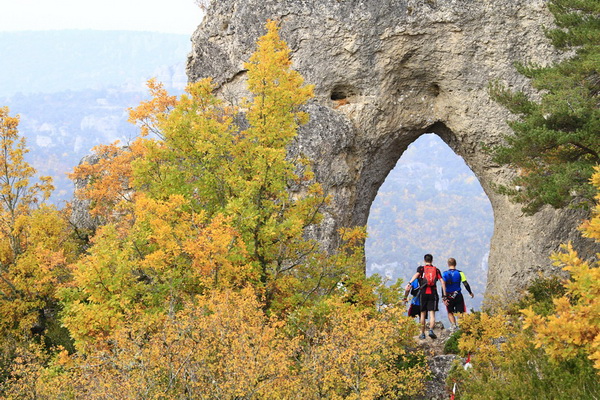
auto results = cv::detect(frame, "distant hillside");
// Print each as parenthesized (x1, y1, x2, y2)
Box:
(366, 134, 493, 311)
(0, 30, 189, 97)
(0, 30, 189, 203)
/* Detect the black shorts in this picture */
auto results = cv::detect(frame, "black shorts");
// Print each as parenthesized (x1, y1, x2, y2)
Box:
(408, 303, 421, 317)
(446, 292, 466, 314)
(420, 293, 438, 312)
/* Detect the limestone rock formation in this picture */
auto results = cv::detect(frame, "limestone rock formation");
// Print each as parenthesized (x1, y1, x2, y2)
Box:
(187, 0, 595, 298)
(70, 154, 102, 234)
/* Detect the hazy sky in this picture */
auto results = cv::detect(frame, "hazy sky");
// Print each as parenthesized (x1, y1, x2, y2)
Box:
(0, 0, 204, 35)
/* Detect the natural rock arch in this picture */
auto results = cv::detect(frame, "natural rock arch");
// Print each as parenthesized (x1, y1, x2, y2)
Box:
(187, 0, 592, 298)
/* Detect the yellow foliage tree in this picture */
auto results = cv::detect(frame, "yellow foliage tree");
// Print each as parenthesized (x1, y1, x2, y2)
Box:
(523, 165, 600, 372)
(0, 107, 73, 345)
(453, 166, 600, 399)
(293, 298, 427, 399)
(28, 288, 297, 399)
(66, 20, 330, 336)
(60, 194, 252, 349)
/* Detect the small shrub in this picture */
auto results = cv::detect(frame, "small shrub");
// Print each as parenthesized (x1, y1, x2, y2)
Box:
(510, 274, 566, 317)
(444, 330, 462, 355)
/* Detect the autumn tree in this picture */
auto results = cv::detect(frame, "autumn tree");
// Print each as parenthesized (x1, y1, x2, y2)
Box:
(451, 167, 600, 398)
(59, 194, 252, 349)
(39, 288, 297, 399)
(451, 310, 600, 399)
(0, 107, 72, 333)
(0, 107, 78, 390)
(522, 165, 600, 372)
(67, 20, 331, 330)
(289, 297, 427, 399)
(491, 0, 600, 214)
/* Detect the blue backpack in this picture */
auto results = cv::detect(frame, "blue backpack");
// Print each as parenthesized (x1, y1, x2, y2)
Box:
(445, 269, 462, 286)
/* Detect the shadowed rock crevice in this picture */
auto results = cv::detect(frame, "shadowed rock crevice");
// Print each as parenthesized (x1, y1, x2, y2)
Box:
(187, 0, 594, 298)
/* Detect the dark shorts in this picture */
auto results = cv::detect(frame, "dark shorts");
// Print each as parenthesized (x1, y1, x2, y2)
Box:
(408, 303, 421, 317)
(420, 293, 438, 312)
(446, 292, 467, 314)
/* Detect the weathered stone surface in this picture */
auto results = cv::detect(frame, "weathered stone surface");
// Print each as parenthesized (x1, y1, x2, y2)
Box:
(187, 0, 596, 298)
(70, 154, 102, 233)
(413, 321, 459, 399)
(421, 355, 459, 400)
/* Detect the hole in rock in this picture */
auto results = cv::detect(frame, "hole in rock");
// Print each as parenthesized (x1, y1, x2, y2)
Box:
(330, 84, 355, 101)
(331, 91, 347, 101)
(366, 133, 493, 318)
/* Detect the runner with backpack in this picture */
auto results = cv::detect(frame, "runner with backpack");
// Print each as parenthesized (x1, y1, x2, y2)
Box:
(407, 254, 447, 340)
(442, 258, 474, 332)
(403, 276, 424, 318)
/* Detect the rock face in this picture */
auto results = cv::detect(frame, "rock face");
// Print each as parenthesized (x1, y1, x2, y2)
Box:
(187, 0, 595, 298)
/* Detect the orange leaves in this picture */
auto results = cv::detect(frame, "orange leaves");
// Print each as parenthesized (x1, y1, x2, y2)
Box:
(69, 141, 139, 220)
(61, 193, 256, 348)
(132, 193, 254, 288)
(127, 78, 177, 138)
(184, 213, 255, 288)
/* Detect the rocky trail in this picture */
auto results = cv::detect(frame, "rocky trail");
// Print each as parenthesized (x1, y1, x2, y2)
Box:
(414, 321, 463, 400)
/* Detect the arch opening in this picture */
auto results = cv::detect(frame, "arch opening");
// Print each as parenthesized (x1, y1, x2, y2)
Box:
(365, 133, 493, 313)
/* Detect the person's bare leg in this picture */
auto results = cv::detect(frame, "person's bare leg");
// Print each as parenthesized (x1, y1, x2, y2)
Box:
(429, 310, 436, 330)
(428, 310, 437, 338)
(448, 312, 456, 327)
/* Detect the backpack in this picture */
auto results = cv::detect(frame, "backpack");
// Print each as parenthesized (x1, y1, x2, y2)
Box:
(445, 269, 461, 286)
(410, 279, 420, 297)
(422, 264, 437, 287)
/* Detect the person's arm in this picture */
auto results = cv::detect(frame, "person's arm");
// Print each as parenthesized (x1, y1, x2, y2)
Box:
(460, 271, 474, 298)
(438, 269, 447, 297)
(404, 272, 422, 302)
(408, 272, 420, 285)
(403, 284, 411, 301)
(463, 281, 474, 298)
(441, 279, 447, 297)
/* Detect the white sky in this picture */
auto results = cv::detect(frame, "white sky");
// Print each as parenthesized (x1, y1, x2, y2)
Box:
(0, 0, 204, 35)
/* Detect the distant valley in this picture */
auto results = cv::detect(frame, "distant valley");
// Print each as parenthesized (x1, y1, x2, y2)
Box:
(0, 30, 189, 202)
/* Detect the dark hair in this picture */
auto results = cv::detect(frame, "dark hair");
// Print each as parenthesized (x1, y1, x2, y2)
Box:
(424, 254, 433, 263)
(448, 257, 457, 267)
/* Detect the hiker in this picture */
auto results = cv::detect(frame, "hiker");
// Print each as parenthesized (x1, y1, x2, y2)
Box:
(442, 257, 474, 332)
(408, 254, 446, 340)
(403, 275, 423, 319)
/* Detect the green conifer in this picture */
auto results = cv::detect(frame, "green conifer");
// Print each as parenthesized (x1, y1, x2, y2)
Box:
(491, 0, 600, 214)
